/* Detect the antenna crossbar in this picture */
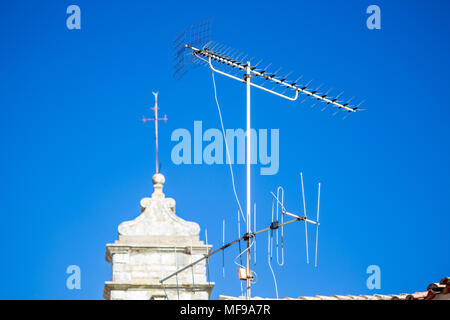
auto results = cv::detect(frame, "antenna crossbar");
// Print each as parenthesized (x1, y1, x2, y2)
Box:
(159, 215, 315, 285)
(271, 192, 319, 226)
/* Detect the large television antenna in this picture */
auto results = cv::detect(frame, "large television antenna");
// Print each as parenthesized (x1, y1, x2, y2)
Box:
(170, 21, 363, 299)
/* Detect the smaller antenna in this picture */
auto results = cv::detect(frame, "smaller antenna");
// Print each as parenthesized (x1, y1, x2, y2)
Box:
(269, 173, 321, 271)
(160, 174, 322, 299)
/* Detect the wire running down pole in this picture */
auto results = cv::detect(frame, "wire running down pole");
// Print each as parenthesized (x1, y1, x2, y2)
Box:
(245, 61, 252, 299)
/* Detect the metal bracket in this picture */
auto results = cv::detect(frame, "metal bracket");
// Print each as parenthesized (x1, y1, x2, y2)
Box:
(270, 221, 280, 230)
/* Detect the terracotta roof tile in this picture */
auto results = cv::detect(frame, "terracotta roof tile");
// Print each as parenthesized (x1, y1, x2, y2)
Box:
(219, 276, 450, 301)
(440, 277, 450, 285)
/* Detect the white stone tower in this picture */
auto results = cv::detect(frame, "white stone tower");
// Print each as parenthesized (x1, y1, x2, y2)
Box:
(104, 173, 214, 300)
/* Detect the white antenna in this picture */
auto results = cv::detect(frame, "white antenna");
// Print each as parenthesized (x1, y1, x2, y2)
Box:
(171, 21, 358, 299)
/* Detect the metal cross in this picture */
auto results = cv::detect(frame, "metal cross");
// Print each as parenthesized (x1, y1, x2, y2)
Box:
(142, 92, 168, 174)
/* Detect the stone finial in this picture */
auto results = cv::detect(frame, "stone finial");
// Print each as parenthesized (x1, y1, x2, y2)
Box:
(117, 171, 201, 243)
(152, 173, 165, 198)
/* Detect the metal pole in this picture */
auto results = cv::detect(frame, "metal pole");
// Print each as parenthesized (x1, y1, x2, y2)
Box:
(246, 62, 251, 299)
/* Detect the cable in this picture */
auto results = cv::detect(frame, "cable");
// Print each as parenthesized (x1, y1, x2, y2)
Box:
(233, 239, 255, 270)
(211, 70, 246, 223)
(211, 63, 256, 297)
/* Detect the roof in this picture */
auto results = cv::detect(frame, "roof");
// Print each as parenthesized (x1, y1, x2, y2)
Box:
(219, 277, 450, 301)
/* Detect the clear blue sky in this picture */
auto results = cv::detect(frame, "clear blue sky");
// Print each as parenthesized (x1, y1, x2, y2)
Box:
(0, 0, 449, 299)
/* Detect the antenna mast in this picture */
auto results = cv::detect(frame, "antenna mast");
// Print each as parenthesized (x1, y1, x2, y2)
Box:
(173, 21, 363, 299)
(245, 62, 252, 298)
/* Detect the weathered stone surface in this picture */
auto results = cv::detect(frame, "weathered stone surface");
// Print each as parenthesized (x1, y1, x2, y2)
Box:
(104, 174, 214, 300)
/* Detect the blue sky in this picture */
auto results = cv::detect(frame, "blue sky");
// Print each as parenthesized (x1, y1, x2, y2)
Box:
(0, 0, 449, 299)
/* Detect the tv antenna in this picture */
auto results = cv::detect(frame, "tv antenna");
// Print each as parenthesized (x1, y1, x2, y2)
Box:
(142, 92, 168, 174)
(171, 20, 363, 299)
